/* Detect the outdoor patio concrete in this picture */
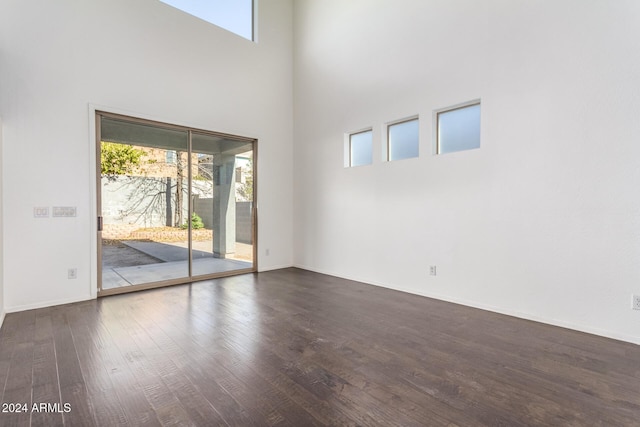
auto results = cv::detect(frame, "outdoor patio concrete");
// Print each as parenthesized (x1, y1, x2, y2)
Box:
(101, 240, 253, 290)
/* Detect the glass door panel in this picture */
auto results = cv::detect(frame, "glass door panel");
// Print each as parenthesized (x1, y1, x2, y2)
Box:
(191, 133, 254, 278)
(99, 116, 189, 290)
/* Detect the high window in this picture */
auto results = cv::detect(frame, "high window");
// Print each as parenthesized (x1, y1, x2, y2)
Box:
(348, 130, 373, 167)
(159, 0, 254, 41)
(387, 117, 419, 161)
(436, 101, 481, 154)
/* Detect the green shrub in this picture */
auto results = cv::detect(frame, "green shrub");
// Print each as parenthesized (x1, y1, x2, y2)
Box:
(181, 213, 205, 229)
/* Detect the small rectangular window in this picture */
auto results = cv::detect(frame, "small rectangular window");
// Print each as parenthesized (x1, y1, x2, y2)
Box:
(437, 101, 480, 154)
(349, 130, 373, 167)
(159, 0, 254, 41)
(166, 150, 177, 164)
(388, 118, 419, 161)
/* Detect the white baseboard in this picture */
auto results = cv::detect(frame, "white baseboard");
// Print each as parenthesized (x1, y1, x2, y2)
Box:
(258, 263, 294, 273)
(6, 295, 95, 314)
(293, 263, 640, 346)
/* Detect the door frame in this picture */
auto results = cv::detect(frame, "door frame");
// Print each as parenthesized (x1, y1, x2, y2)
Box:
(94, 109, 258, 297)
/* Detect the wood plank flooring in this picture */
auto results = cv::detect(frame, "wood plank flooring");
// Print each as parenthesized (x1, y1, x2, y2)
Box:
(0, 267, 639, 426)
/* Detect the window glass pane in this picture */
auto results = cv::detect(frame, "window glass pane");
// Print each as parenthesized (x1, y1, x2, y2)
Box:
(350, 130, 373, 167)
(100, 117, 190, 289)
(166, 150, 177, 164)
(190, 132, 254, 278)
(438, 103, 480, 154)
(159, 0, 253, 41)
(388, 119, 419, 161)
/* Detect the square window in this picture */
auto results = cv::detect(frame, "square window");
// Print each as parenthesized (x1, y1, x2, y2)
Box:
(388, 118, 419, 161)
(349, 130, 373, 167)
(437, 102, 480, 154)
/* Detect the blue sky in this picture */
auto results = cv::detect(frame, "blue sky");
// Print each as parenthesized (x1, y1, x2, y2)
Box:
(159, 0, 253, 40)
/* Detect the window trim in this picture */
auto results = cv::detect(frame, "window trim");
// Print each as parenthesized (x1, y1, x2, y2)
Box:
(434, 99, 481, 155)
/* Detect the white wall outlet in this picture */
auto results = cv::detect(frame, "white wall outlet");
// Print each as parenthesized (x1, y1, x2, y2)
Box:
(68, 268, 77, 279)
(632, 294, 640, 310)
(429, 266, 437, 276)
(265, 248, 270, 256)
(34, 207, 49, 218)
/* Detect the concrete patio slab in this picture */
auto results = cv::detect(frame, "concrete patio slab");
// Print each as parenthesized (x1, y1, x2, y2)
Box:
(107, 258, 251, 288)
(101, 240, 253, 290)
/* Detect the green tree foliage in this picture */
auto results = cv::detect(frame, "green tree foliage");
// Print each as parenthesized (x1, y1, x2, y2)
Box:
(101, 142, 145, 180)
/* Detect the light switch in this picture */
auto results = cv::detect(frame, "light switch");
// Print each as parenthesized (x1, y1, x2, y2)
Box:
(52, 207, 77, 217)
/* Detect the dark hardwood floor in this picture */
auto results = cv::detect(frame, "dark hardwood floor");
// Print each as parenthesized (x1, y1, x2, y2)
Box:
(0, 268, 638, 426)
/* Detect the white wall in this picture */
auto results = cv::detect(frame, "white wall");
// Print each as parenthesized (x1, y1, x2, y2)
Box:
(293, 0, 640, 344)
(0, 0, 294, 311)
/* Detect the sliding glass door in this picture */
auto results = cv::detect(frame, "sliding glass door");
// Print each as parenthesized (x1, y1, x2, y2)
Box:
(97, 112, 256, 295)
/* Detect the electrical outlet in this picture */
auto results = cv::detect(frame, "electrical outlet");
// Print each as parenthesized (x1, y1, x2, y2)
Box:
(633, 294, 640, 310)
(265, 248, 270, 256)
(68, 268, 77, 280)
(429, 266, 437, 276)
(33, 207, 49, 218)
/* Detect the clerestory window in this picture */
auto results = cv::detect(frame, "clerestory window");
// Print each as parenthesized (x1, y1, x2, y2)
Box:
(436, 101, 481, 154)
(159, 0, 254, 41)
(348, 130, 373, 167)
(387, 117, 419, 161)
